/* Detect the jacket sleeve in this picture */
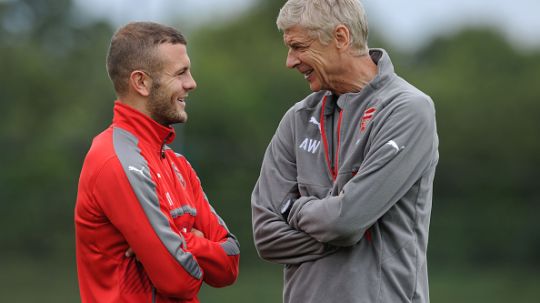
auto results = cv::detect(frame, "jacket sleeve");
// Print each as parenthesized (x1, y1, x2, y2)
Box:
(251, 107, 337, 265)
(94, 158, 203, 299)
(287, 96, 439, 247)
(181, 158, 240, 288)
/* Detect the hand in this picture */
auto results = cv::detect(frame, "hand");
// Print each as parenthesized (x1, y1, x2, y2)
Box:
(191, 227, 205, 238)
(125, 247, 136, 258)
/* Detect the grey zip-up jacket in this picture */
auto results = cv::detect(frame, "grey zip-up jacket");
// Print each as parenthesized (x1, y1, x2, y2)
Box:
(252, 49, 438, 303)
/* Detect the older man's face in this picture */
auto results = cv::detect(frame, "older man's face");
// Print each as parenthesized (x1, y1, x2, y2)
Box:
(283, 25, 340, 92)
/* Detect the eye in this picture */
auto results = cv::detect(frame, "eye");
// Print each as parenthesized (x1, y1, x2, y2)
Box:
(291, 43, 310, 52)
(177, 69, 187, 76)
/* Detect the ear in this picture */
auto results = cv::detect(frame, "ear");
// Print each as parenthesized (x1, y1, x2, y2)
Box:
(334, 25, 350, 51)
(129, 70, 152, 97)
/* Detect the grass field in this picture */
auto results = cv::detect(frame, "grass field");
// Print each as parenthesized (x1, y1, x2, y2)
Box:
(1, 256, 538, 302)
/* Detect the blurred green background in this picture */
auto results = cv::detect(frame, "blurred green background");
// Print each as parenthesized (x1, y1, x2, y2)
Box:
(1, 0, 539, 302)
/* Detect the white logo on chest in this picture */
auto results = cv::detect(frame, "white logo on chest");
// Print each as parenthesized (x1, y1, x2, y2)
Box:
(309, 117, 321, 131)
(128, 165, 146, 177)
(299, 138, 321, 154)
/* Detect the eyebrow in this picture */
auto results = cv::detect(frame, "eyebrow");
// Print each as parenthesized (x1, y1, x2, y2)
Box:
(290, 42, 306, 47)
(286, 39, 312, 49)
(284, 34, 312, 47)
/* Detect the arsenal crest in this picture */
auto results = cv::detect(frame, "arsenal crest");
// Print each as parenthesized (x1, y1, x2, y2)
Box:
(360, 107, 376, 132)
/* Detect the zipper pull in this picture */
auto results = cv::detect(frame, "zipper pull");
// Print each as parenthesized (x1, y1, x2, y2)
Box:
(161, 132, 173, 158)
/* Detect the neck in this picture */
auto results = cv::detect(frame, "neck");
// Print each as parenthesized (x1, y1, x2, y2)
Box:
(118, 94, 151, 118)
(332, 53, 377, 95)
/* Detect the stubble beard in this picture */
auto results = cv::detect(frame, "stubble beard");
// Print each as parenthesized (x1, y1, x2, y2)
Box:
(147, 81, 187, 126)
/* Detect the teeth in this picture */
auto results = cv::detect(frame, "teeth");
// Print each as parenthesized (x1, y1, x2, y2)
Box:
(303, 71, 312, 79)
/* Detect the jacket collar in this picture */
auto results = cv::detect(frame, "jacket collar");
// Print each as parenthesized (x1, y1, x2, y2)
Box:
(366, 48, 394, 90)
(319, 48, 395, 110)
(112, 101, 176, 149)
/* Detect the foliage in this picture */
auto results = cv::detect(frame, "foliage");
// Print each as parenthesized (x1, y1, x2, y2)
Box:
(0, 0, 115, 259)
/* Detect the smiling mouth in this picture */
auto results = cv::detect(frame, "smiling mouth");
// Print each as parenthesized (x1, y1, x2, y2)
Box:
(303, 70, 313, 80)
(176, 96, 188, 104)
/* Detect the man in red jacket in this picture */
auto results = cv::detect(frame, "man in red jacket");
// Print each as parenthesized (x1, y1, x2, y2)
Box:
(75, 22, 240, 303)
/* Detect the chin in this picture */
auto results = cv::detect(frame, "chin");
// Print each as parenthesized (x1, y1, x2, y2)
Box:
(309, 84, 322, 92)
(177, 113, 188, 124)
(307, 78, 323, 92)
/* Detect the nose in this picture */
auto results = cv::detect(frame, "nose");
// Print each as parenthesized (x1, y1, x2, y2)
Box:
(185, 72, 197, 91)
(286, 49, 300, 69)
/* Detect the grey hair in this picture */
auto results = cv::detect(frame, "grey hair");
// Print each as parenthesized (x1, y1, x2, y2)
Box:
(276, 0, 369, 55)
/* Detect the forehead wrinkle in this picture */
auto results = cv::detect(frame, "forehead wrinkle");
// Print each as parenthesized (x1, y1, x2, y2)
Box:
(284, 26, 306, 44)
(284, 33, 313, 48)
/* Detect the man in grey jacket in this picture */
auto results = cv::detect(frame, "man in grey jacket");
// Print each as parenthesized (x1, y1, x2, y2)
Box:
(251, 0, 439, 302)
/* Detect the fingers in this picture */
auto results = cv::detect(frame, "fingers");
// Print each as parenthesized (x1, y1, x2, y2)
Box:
(191, 228, 205, 238)
(125, 247, 135, 258)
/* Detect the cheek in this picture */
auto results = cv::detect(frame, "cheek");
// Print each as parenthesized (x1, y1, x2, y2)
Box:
(165, 83, 181, 99)
(305, 53, 324, 70)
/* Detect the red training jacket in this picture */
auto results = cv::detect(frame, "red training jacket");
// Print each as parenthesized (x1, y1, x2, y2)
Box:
(75, 101, 240, 303)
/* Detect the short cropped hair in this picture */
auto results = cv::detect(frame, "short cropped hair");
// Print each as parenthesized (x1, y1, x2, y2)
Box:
(277, 0, 369, 55)
(106, 22, 187, 96)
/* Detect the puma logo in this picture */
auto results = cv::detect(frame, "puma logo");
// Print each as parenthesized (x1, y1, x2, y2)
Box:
(386, 140, 402, 152)
(309, 117, 321, 131)
(128, 165, 146, 177)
